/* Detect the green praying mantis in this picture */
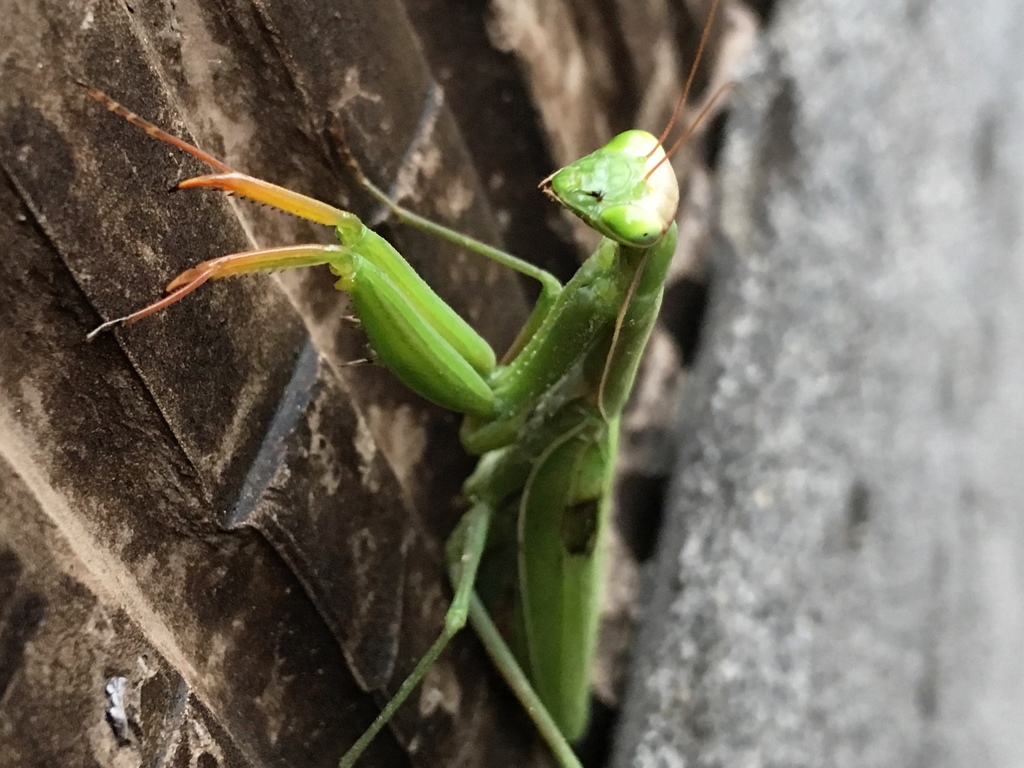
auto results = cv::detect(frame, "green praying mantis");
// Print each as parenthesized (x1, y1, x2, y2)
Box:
(87, 1, 728, 765)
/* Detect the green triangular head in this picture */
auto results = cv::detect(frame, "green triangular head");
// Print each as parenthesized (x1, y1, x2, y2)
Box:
(541, 130, 679, 248)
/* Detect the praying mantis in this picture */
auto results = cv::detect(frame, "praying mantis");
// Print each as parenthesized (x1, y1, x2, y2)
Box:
(86, 1, 728, 765)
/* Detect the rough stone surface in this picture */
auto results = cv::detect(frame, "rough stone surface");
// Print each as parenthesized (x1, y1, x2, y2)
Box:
(613, 1, 1024, 766)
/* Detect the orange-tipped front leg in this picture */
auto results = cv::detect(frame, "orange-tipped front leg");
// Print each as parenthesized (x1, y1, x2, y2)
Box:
(177, 173, 358, 232)
(87, 244, 346, 340)
(84, 89, 371, 339)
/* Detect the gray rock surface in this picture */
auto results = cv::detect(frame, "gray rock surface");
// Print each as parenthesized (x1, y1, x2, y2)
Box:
(614, 1, 1024, 766)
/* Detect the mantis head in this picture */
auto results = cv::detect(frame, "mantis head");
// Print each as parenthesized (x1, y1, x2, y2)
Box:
(540, 130, 679, 248)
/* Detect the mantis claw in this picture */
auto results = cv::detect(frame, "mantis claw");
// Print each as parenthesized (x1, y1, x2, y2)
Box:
(85, 317, 127, 341)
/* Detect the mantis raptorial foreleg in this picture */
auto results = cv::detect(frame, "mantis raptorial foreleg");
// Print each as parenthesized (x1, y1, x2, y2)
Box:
(86, 244, 345, 338)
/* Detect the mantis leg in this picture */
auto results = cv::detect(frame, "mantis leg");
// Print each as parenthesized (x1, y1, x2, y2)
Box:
(338, 500, 493, 768)
(87, 244, 345, 339)
(339, 496, 583, 768)
(340, 143, 562, 299)
(467, 595, 583, 768)
(90, 233, 498, 416)
(179, 172, 358, 230)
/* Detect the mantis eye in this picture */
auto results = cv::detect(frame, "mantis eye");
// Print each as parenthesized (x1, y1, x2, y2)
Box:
(597, 204, 664, 247)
